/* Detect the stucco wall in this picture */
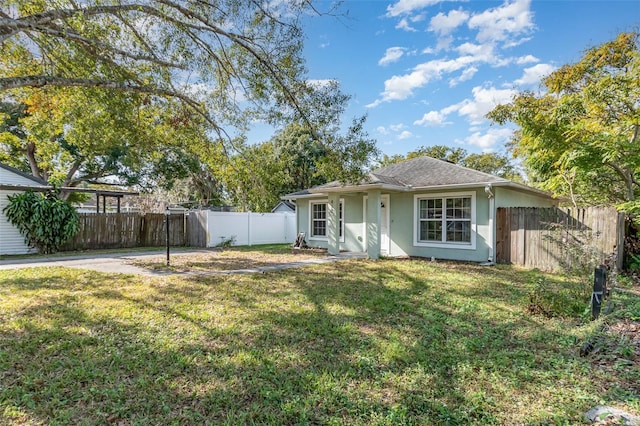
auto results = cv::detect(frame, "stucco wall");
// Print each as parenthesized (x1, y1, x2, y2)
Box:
(297, 196, 366, 252)
(386, 189, 492, 262)
(494, 186, 558, 208)
(296, 185, 555, 262)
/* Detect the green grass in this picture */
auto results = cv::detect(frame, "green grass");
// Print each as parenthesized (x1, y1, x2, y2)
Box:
(1, 259, 638, 425)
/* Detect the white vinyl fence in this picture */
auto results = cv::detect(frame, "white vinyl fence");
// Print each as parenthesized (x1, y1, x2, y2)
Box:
(206, 211, 296, 247)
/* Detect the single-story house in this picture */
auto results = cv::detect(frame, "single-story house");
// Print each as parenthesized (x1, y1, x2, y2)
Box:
(284, 156, 558, 262)
(0, 162, 51, 255)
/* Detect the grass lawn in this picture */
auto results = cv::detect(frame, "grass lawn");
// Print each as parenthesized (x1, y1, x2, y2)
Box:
(1, 258, 638, 425)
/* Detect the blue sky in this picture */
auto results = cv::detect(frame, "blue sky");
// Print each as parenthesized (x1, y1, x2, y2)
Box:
(270, 0, 638, 158)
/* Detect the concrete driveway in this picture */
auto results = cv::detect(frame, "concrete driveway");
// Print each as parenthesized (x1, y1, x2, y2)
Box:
(0, 249, 367, 277)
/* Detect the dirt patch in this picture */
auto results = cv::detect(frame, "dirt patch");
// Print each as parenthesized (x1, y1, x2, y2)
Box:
(130, 247, 328, 272)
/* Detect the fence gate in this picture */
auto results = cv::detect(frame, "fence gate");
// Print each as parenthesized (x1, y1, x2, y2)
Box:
(188, 210, 208, 248)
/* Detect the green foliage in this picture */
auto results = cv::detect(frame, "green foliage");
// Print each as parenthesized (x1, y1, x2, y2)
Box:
(488, 32, 640, 206)
(526, 274, 591, 318)
(224, 115, 378, 212)
(3, 190, 79, 254)
(1, 2, 364, 201)
(628, 254, 640, 271)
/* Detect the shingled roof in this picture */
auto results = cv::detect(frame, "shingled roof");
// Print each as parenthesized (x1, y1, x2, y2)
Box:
(314, 156, 508, 190)
(284, 156, 552, 199)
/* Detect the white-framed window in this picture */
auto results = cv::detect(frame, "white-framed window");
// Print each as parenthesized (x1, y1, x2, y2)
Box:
(309, 199, 344, 241)
(413, 192, 476, 249)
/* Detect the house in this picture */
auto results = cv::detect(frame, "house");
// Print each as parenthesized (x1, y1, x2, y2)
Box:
(284, 156, 558, 262)
(0, 163, 51, 255)
(271, 200, 296, 213)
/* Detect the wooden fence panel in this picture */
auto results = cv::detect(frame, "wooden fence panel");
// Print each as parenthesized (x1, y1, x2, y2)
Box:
(496, 207, 624, 271)
(187, 211, 208, 248)
(62, 213, 188, 251)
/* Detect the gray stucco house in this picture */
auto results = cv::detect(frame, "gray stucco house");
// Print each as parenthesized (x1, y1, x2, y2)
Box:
(284, 156, 558, 262)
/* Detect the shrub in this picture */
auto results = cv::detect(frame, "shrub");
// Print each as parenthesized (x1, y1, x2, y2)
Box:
(3, 190, 79, 254)
(526, 274, 591, 319)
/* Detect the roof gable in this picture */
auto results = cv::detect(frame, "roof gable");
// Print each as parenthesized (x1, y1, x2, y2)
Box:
(0, 162, 49, 186)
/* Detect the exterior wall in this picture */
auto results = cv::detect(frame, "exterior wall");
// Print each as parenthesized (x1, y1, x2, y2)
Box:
(297, 196, 366, 252)
(0, 167, 44, 255)
(387, 188, 492, 262)
(0, 189, 36, 255)
(494, 187, 558, 208)
(295, 186, 556, 262)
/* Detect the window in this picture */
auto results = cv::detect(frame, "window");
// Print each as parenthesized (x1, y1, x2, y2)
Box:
(310, 200, 344, 240)
(311, 203, 327, 237)
(414, 193, 475, 248)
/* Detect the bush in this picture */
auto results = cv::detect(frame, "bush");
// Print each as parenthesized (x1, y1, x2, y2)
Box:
(526, 274, 591, 318)
(3, 190, 79, 254)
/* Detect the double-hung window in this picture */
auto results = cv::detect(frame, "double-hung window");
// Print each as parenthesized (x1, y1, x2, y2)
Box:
(414, 193, 475, 248)
(310, 200, 343, 241)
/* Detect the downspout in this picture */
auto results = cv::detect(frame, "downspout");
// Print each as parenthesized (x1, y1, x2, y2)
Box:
(485, 184, 495, 264)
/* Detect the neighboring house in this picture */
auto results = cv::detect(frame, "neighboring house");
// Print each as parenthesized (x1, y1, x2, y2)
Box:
(271, 200, 295, 213)
(0, 163, 51, 255)
(284, 156, 558, 262)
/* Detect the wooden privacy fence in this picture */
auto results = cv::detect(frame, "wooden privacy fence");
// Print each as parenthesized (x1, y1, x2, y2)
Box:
(496, 207, 625, 271)
(62, 213, 188, 251)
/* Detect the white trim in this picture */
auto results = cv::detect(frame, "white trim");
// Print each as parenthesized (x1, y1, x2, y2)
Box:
(308, 198, 345, 243)
(413, 191, 477, 250)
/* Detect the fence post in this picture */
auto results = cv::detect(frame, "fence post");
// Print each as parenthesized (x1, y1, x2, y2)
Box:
(247, 211, 252, 246)
(591, 265, 607, 320)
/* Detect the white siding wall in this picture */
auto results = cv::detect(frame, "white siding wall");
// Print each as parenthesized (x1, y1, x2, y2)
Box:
(0, 190, 37, 255)
(0, 167, 44, 255)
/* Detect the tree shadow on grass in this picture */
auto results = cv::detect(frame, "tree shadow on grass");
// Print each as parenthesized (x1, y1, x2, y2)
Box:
(0, 263, 607, 425)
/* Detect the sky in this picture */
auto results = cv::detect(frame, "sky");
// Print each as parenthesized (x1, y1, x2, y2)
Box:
(248, 0, 639, 158)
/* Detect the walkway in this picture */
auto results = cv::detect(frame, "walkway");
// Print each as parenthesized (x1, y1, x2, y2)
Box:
(0, 250, 368, 277)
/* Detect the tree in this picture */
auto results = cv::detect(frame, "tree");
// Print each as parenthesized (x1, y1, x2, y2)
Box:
(488, 32, 640, 207)
(1, 2, 377, 192)
(223, 116, 379, 212)
(1, 1, 337, 141)
(0, 87, 220, 198)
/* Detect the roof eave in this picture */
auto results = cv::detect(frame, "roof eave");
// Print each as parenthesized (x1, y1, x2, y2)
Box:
(490, 181, 556, 199)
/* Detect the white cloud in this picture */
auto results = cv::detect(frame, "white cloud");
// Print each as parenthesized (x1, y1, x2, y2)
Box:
(447, 85, 516, 124)
(414, 110, 451, 126)
(368, 56, 479, 106)
(386, 0, 444, 17)
(398, 130, 414, 140)
(395, 18, 418, 32)
(513, 63, 555, 85)
(464, 128, 513, 150)
(429, 9, 469, 35)
(516, 54, 538, 64)
(390, 123, 406, 131)
(379, 47, 407, 66)
(449, 66, 478, 87)
(468, 0, 535, 45)
(376, 126, 389, 135)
